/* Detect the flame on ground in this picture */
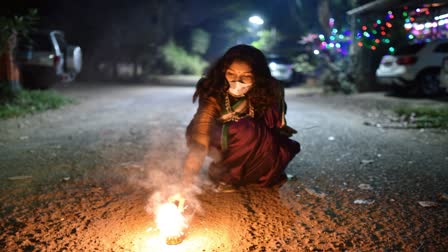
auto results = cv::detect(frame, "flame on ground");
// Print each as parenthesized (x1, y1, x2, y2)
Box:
(155, 202, 187, 240)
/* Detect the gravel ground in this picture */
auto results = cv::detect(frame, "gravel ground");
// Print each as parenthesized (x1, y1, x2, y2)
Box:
(0, 82, 447, 251)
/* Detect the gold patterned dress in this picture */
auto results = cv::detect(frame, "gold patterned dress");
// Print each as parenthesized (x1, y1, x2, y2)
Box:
(186, 92, 300, 187)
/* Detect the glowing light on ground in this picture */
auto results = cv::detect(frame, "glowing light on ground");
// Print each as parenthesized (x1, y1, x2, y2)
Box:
(155, 202, 187, 244)
(134, 226, 231, 252)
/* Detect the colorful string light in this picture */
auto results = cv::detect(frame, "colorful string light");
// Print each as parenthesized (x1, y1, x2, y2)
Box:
(302, 5, 447, 57)
(354, 5, 448, 54)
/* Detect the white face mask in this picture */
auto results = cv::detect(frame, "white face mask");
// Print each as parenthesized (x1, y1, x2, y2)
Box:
(228, 81, 253, 97)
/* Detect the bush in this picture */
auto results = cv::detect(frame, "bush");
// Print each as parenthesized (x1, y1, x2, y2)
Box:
(251, 28, 282, 52)
(0, 89, 74, 119)
(318, 58, 357, 94)
(292, 53, 316, 76)
(159, 40, 208, 75)
(190, 28, 210, 55)
(0, 81, 19, 102)
(394, 105, 448, 129)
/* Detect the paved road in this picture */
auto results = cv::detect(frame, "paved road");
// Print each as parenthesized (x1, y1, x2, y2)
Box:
(0, 82, 447, 251)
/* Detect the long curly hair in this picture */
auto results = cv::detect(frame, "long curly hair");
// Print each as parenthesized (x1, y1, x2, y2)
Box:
(193, 44, 281, 116)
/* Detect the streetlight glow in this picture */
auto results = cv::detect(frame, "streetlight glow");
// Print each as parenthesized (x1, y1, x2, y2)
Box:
(248, 15, 264, 25)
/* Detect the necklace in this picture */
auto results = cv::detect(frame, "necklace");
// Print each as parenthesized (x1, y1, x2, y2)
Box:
(224, 93, 254, 122)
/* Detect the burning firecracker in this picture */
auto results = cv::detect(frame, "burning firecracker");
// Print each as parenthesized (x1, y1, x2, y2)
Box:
(155, 201, 187, 245)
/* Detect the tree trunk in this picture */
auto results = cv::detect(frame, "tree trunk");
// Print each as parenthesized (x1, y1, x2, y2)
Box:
(348, 0, 378, 92)
(318, 0, 331, 35)
(349, 46, 377, 92)
(0, 39, 22, 99)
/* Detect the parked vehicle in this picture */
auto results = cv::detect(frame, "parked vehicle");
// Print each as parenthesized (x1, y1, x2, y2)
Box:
(267, 55, 300, 85)
(16, 30, 82, 89)
(440, 56, 448, 94)
(376, 39, 448, 96)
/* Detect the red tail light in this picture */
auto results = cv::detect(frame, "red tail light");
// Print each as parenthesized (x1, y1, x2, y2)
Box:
(396, 56, 417, 65)
(53, 55, 61, 66)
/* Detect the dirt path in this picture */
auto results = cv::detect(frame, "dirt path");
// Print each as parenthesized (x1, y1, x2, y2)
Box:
(0, 83, 447, 251)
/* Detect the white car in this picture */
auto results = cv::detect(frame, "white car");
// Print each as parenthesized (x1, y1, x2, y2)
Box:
(267, 56, 298, 85)
(376, 39, 448, 96)
(17, 30, 82, 89)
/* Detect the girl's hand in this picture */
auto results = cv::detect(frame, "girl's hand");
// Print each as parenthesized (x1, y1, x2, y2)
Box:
(182, 144, 207, 185)
(279, 125, 298, 137)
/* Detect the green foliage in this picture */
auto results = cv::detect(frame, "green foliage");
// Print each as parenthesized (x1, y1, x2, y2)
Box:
(251, 28, 282, 52)
(394, 106, 448, 129)
(222, 3, 255, 42)
(291, 0, 354, 35)
(0, 89, 74, 119)
(318, 58, 357, 94)
(292, 54, 316, 76)
(190, 28, 210, 55)
(225, 19, 247, 35)
(0, 81, 19, 100)
(159, 40, 208, 75)
(0, 9, 39, 53)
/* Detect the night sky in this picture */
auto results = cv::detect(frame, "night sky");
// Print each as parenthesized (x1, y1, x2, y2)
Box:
(2, 0, 323, 65)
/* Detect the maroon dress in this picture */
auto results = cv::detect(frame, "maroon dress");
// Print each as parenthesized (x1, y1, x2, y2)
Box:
(186, 95, 300, 187)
